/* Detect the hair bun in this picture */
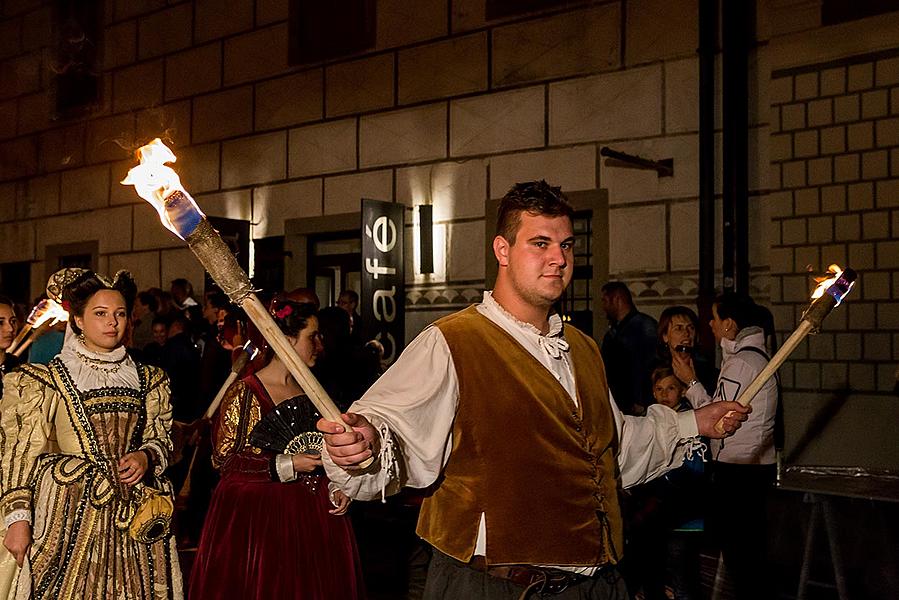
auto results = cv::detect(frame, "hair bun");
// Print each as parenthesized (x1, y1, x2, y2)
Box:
(46, 268, 91, 302)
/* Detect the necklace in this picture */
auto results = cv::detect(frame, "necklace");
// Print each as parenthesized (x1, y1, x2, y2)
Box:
(76, 351, 127, 374)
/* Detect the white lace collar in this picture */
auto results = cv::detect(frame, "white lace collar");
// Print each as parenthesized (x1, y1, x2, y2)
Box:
(58, 327, 140, 391)
(481, 292, 569, 359)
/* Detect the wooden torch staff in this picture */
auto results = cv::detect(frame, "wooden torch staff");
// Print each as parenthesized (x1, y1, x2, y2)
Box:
(7, 326, 31, 356)
(11, 334, 35, 358)
(182, 216, 348, 429)
(180, 344, 256, 501)
(714, 268, 857, 434)
(203, 342, 257, 420)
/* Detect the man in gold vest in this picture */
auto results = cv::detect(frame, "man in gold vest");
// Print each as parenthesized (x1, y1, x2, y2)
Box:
(319, 181, 749, 599)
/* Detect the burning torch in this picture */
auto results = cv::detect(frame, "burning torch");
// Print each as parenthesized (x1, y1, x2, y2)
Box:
(8, 299, 69, 357)
(122, 139, 372, 467)
(714, 264, 857, 433)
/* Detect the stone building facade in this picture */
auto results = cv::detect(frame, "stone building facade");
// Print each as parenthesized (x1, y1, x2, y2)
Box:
(0, 0, 896, 467)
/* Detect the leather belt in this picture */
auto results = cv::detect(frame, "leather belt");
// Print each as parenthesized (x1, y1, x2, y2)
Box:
(468, 556, 591, 596)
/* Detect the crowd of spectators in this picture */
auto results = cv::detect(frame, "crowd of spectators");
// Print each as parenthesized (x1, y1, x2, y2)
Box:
(600, 281, 780, 600)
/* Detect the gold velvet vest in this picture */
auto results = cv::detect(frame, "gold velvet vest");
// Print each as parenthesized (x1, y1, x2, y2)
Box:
(416, 306, 623, 567)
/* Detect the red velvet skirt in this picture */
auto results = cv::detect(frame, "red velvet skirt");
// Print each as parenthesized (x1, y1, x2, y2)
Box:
(188, 469, 365, 599)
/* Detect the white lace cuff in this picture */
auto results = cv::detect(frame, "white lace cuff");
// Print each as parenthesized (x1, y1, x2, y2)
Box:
(275, 454, 297, 482)
(377, 422, 398, 503)
(4, 509, 31, 528)
(683, 437, 709, 462)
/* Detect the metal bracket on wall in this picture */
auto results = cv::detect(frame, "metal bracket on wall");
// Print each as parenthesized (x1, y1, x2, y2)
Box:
(599, 147, 674, 177)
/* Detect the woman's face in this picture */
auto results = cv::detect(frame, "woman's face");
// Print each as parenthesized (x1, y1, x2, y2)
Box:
(74, 289, 129, 353)
(292, 315, 323, 368)
(0, 304, 17, 352)
(710, 304, 736, 343)
(663, 314, 696, 351)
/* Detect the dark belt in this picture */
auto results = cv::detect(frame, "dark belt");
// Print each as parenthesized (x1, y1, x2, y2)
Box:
(468, 556, 592, 596)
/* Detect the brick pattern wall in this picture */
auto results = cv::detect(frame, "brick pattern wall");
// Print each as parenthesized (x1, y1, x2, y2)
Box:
(768, 51, 899, 395)
(767, 49, 899, 465)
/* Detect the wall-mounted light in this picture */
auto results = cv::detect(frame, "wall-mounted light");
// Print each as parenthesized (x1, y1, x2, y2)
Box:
(418, 204, 434, 274)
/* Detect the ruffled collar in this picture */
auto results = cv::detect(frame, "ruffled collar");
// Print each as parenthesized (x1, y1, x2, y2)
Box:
(58, 327, 140, 391)
(482, 292, 569, 359)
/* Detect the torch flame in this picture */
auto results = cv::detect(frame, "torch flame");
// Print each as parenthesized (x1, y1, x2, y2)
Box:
(35, 299, 69, 328)
(811, 264, 842, 300)
(121, 138, 204, 239)
(25, 299, 51, 326)
(810, 263, 856, 307)
(27, 299, 69, 328)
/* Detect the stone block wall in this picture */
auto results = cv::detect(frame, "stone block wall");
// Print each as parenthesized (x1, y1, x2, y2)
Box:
(0, 0, 717, 329)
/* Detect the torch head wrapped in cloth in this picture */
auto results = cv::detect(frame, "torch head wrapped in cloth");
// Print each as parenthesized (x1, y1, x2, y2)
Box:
(121, 138, 254, 305)
(803, 264, 858, 330)
(121, 139, 204, 240)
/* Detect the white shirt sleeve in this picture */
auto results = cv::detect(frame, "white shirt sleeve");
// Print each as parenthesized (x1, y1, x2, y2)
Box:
(612, 391, 702, 489)
(685, 379, 713, 408)
(321, 326, 459, 501)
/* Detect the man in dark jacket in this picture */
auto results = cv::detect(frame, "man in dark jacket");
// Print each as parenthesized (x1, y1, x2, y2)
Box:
(600, 281, 658, 415)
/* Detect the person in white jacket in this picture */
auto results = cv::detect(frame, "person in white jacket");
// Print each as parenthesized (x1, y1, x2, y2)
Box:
(672, 292, 777, 600)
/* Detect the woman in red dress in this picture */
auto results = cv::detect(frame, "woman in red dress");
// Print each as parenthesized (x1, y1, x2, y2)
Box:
(189, 299, 365, 599)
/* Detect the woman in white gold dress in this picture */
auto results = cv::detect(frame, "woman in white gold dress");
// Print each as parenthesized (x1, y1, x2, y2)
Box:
(0, 268, 182, 599)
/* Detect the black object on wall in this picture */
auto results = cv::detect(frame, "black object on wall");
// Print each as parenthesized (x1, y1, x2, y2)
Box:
(721, 0, 755, 295)
(698, 0, 718, 350)
(418, 205, 434, 275)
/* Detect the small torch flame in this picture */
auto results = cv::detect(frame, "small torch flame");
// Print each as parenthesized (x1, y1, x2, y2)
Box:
(810, 264, 856, 306)
(45, 300, 70, 326)
(29, 299, 69, 328)
(121, 138, 205, 240)
(25, 299, 51, 326)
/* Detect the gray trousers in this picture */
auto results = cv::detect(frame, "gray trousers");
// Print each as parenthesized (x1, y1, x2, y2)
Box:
(422, 550, 629, 600)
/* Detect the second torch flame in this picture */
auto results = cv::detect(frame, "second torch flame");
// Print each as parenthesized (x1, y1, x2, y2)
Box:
(713, 263, 857, 434)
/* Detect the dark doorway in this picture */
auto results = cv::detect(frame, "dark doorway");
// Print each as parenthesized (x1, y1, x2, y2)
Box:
(307, 233, 361, 308)
(253, 236, 286, 294)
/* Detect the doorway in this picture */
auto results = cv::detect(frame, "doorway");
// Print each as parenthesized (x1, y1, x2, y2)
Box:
(308, 233, 361, 308)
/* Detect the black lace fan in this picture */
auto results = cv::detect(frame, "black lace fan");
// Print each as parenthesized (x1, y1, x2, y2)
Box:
(249, 395, 323, 455)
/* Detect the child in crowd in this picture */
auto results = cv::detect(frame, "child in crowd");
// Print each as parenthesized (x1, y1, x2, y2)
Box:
(624, 367, 706, 600)
(652, 366, 688, 411)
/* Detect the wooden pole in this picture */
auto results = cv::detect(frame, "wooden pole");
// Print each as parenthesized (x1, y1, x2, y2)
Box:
(7, 326, 31, 355)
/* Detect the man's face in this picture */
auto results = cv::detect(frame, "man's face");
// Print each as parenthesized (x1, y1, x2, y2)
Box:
(337, 295, 356, 315)
(600, 292, 615, 320)
(152, 323, 168, 345)
(203, 300, 219, 325)
(132, 300, 148, 319)
(497, 213, 574, 310)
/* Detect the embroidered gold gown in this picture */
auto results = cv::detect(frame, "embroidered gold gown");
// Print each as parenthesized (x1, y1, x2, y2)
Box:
(0, 343, 183, 600)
